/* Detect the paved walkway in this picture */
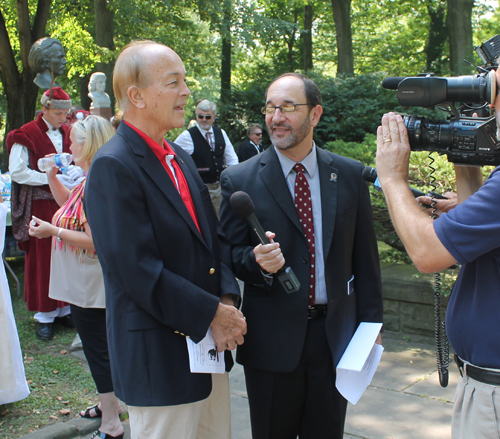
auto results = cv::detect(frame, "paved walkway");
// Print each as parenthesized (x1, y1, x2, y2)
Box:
(20, 332, 458, 439)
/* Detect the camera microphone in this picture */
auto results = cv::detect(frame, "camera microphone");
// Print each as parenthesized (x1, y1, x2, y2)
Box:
(381, 77, 407, 90)
(363, 166, 448, 203)
(230, 191, 301, 294)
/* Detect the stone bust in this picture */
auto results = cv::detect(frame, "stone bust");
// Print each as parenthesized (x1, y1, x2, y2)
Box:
(88, 72, 111, 108)
(28, 38, 67, 90)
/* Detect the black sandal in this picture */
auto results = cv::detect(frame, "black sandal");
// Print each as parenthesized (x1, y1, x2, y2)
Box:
(80, 403, 102, 418)
(89, 430, 124, 439)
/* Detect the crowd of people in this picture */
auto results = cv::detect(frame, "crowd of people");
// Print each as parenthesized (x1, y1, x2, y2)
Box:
(1, 37, 499, 439)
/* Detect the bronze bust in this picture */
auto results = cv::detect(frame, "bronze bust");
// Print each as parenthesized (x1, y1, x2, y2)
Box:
(28, 38, 67, 90)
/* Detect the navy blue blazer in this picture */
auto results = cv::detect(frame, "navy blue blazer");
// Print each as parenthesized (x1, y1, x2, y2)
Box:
(220, 145, 383, 372)
(84, 122, 240, 406)
(237, 137, 262, 162)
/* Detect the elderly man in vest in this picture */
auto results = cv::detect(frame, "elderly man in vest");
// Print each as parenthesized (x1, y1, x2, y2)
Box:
(6, 87, 74, 340)
(175, 100, 238, 217)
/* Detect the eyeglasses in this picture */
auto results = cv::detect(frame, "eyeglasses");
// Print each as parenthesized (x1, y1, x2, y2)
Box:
(197, 114, 212, 120)
(261, 103, 312, 114)
(251, 132, 263, 136)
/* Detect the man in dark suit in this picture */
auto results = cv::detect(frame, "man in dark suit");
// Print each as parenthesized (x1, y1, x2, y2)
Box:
(220, 73, 383, 439)
(237, 123, 264, 162)
(84, 40, 246, 439)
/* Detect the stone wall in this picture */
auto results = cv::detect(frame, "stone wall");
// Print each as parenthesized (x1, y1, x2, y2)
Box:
(381, 262, 455, 337)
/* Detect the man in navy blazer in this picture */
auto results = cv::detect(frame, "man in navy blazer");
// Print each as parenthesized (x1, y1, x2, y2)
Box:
(220, 73, 383, 439)
(84, 41, 246, 439)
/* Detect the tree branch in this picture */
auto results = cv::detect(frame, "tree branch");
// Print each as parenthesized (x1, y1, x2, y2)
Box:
(0, 8, 19, 87)
(32, 0, 52, 41)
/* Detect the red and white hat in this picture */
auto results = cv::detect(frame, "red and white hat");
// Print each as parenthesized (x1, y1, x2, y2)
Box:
(40, 87, 71, 109)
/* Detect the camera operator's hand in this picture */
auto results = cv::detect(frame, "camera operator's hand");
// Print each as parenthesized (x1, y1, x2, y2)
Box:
(417, 191, 457, 217)
(375, 112, 457, 273)
(493, 68, 500, 129)
(376, 112, 411, 187)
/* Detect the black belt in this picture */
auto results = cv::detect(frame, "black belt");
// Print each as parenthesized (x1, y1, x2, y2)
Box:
(308, 304, 327, 320)
(455, 354, 500, 386)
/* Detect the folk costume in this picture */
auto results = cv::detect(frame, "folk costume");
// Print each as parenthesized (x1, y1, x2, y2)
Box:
(6, 88, 72, 324)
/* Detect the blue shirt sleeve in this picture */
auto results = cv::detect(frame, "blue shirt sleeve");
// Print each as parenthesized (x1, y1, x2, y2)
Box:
(434, 166, 500, 265)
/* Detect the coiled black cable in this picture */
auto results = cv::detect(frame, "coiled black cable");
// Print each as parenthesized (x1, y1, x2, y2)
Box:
(428, 153, 450, 388)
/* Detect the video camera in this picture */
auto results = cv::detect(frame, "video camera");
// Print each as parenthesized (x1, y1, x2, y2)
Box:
(382, 35, 500, 166)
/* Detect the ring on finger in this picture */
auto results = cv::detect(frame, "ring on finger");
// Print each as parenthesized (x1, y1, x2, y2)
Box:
(383, 139, 392, 143)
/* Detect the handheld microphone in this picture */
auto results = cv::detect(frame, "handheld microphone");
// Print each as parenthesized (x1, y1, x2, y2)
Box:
(230, 191, 301, 294)
(363, 166, 448, 206)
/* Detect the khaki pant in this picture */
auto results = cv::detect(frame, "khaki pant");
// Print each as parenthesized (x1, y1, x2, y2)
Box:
(452, 371, 500, 438)
(206, 182, 221, 219)
(128, 373, 230, 439)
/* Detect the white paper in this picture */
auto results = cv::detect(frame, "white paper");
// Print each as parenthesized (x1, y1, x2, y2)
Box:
(186, 328, 225, 374)
(335, 322, 383, 405)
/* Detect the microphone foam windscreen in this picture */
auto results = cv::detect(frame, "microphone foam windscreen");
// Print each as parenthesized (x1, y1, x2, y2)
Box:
(362, 166, 377, 183)
(230, 191, 255, 218)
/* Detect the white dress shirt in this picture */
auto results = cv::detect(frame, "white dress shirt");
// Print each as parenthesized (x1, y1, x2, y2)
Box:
(9, 118, 63, 186)
(274, 143, 327, 305)
(174, 125, 239, 167)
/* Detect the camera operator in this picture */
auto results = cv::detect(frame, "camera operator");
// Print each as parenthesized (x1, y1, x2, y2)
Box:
(375, 68, 500, 439)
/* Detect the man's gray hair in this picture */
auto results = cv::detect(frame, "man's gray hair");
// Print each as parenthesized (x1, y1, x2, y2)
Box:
(196, 99, 216, 114)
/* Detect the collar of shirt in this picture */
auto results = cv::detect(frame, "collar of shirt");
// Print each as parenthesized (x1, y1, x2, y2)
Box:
(196, 125, 213, 137)
(274, 142, 318, 179)
(124, 121, 176, 162)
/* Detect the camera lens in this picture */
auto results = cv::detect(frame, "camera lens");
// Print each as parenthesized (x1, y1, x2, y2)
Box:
(404, 115, 483, 154)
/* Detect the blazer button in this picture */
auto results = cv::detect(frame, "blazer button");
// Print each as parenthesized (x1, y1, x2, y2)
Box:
(302, 257, 309, 264)
(209, 268, 216, 274)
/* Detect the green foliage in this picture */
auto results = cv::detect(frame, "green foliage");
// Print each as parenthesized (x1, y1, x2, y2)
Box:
(323, 133, 377, 166)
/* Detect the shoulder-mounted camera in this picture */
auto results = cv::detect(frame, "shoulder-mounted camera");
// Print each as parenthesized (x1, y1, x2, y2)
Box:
(383, 35, 500, 166)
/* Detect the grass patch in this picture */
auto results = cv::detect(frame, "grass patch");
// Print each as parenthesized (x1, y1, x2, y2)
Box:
(0, 257, 99, 438)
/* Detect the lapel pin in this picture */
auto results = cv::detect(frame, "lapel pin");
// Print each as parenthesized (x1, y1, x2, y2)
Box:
(330, 173, 337, 182)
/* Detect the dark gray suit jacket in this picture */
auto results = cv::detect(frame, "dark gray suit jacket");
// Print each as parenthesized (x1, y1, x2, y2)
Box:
(220, 145, 383, 372)
(85, 122, 240, 406)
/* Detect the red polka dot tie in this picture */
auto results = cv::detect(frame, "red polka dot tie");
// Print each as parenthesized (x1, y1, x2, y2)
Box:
(293, 163, 315, 306)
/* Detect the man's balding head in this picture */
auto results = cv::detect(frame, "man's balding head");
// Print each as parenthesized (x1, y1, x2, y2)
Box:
(112, 41, 190, 141)
(113, 41, 178, 111)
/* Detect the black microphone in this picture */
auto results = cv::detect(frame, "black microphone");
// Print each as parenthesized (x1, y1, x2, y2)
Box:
(230, 191, 301, 294)
(381, 76, 406, 90)
(363, 166, 448, 204)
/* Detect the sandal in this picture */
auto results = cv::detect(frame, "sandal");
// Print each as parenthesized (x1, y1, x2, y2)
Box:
(80, 403, 102, 418)
(89, 430, 124, 439)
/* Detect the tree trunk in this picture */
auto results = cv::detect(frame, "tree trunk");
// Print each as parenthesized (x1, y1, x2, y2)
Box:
(220, 0, 232, 105)
(302, 2, 313, 72)
(0, 0, 51, 136)
(447, 0, 474, 75)
(425, 0, 447, 75)
(94, 0, 115, 111)
(331, 0, 354, 76)
(79, 74, 92, 111)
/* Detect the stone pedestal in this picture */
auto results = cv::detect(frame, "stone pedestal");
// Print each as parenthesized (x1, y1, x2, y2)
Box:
(90, 106, 112, 121)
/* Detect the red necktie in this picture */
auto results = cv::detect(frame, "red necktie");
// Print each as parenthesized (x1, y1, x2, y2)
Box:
(294, 163, 315, 306)
(206, 132, 214, 151)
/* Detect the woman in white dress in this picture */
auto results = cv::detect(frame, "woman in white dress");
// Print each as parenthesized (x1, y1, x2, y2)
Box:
(0, 194, 30, 404)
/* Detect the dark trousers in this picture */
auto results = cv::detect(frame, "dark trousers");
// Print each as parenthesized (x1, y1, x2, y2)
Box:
(244, 316, 347, 439)
(70, 305, 114, 394)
